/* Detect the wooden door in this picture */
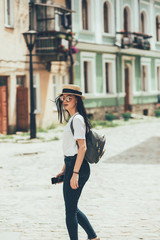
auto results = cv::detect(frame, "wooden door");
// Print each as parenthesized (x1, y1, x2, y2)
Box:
(124, 66, 130, 111)
(16, 87, 28, 131)
(0, 86, 8, 134)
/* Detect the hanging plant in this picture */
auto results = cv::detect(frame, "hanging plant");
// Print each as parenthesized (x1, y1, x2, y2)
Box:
(67, 31, 74, 41)
(71, 46, 78, 54)
(57, 45, 68, 53)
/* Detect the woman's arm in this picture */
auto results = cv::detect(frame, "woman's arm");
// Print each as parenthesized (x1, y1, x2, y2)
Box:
(70, 139, 87, 189)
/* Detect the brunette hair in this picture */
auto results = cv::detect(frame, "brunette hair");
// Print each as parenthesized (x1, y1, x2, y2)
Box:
(55, 95, 92, 132)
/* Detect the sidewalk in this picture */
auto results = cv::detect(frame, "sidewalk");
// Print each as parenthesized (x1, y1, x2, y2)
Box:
(0, 119, 160, 240)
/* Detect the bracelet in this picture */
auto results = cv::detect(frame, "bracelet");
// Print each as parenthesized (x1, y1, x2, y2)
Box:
(73, 171, 79, 174)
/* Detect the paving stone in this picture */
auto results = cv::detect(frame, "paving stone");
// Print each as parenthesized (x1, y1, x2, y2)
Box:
(0, 120, 160, 239)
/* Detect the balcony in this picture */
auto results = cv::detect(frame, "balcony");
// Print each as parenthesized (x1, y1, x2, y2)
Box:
(116, 31, 152, 50)
(33, 2, 73, 61)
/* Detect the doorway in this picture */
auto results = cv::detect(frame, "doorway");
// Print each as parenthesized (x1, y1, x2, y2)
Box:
(16, 76, 28, 131)
(0, 77, 8, 134)
(124, 65, 131, 111)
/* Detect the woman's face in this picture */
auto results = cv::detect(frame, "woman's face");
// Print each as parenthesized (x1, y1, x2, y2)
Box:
(60, 94, 77, 112)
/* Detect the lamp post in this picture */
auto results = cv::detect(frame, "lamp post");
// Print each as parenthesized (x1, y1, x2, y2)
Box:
(23, 30, 37, 139)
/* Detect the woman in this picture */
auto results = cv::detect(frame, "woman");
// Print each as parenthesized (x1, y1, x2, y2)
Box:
(55, 84, 100, 240)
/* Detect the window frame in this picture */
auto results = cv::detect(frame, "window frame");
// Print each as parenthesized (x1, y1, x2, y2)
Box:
(103, 1, 109, 33)
(16, 76, 26, 87)
(156, 66, 160, 92)
(156, 15, 160, 42)
(33, 73, 41, 114)
(82, 0, 89, 30)
(123, 5, 132, 32)
(102, 54, 116, 96)
(5, 0, 14, 28)
(80, 0, 93, 32)
(141, 65, 148, 92)
(155, 60, 160, 93)
(102, 0, 115, 37)
(52, 74, 68, 111)
(80, 52, 96, 97)
(140, 10, 148, 34)
(62, 75, 68, 86)
(52, 75, 58, 111)
(140, 58, 151, 93)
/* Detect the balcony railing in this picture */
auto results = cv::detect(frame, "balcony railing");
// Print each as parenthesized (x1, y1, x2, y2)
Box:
(116, 31, 152, 50)
(33, 2, 73, 61)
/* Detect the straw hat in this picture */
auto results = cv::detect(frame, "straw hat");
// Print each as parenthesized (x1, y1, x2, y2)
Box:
(58, 84, 85, 100)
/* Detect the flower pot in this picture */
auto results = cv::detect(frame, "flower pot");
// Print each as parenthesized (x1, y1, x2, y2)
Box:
(154, 109, 160, 118)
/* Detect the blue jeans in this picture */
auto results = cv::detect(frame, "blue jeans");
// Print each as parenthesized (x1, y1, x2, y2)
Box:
(63, 155, 97, 240)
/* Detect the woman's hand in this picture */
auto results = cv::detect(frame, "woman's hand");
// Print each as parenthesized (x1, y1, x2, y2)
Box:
(55, 171, 65, 184)
(70, 173, 79, 189)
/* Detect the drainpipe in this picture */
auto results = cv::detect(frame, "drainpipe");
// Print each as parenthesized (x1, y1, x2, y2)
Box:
(69, 40, 74, 84)
(115, 0, 121, 118)
(69, 1, 74, 84)
(116, 52, 121, 118)
(29, 0, 35, 31)
(138, 0, 144, 115)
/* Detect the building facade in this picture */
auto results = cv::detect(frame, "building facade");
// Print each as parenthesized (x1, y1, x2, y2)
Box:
(0, 0, 72, 134)
(1, 0, 160, 135)
(72, 0, 160, 119)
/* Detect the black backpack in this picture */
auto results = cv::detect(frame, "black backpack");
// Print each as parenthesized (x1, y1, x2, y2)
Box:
(70, 115, 106, 164)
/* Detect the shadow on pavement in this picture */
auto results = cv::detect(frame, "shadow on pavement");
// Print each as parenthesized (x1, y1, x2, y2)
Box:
(105, 137, 160, 164)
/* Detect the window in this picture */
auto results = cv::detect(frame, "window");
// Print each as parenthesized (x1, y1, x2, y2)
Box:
(62, 75, 68, 86)
(105, 63, 111, 93)
(5, 0, 14, 27)
(55, 12, 61, 31)
(156, 16, 160, 42)
(140, 12, 146, 34)
(81, 53, 96, 95)
(123, 7, 130, 32)
(103, 59, 116, 94)
(16, 76, 25, 87)
(141, 65, 148, 92)
(82, 0, 88, 30)
(157, 67, 160, 91)
(83, 61, 93, 93)
(0, 76, 7, 86)
(33, 74, 41, 113)
(103, 1, 109, 33)
(36, 5, 55, 31)
(52, 75, 58, 109)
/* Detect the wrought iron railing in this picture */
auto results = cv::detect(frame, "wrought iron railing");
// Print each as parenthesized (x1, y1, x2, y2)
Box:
(116, 31, 152, 50)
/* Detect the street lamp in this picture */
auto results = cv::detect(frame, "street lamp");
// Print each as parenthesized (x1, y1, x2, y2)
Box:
(23, 30, 37, 139)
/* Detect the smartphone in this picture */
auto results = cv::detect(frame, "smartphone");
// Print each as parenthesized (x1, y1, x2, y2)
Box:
(51, 174, 64, 184)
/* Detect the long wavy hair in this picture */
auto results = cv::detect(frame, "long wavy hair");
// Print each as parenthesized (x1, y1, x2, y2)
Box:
(55, 95, 92, 132)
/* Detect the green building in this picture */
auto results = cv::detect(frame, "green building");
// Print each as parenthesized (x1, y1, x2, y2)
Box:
(72, 0, 160, 119)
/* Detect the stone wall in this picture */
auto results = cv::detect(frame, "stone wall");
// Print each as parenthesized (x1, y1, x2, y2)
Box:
(86, 103, 157, 120)
(132, 103, 157, 116)
(86, 106, 124, 120)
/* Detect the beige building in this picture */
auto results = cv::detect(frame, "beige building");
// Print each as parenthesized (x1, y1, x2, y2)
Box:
(0, 0, 72, 134)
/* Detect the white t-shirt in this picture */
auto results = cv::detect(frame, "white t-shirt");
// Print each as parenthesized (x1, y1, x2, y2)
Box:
(63, 113, 86, 156)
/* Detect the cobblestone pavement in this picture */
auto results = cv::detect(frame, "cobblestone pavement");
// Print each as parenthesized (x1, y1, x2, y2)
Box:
(0, 120, 160, 240)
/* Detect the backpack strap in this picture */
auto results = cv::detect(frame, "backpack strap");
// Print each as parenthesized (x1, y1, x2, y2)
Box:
(70, 113, 79, 148)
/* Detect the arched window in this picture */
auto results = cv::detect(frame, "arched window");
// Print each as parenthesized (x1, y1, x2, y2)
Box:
(82, 0, 88, 30)
(156, 16, 160, 42)
(123, 7, 130, 32)
(103, 1, 109, 33)
(140, 11, 146, 34)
